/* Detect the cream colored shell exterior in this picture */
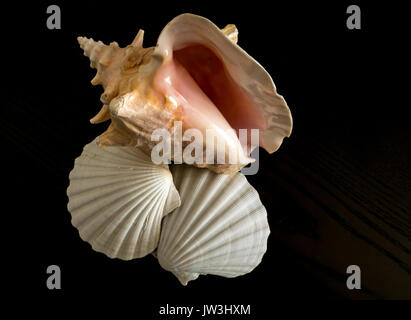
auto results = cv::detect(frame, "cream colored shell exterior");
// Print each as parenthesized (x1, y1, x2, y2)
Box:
(67, 138, 180, 260)
(157, 164, 270, 285)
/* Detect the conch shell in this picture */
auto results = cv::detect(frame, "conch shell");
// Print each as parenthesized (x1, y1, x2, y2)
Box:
(78, 13, 292, 173)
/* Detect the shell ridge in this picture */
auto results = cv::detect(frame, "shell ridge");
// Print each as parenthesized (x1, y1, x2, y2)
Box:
(68, 175, 163, 211)
(84, 144, 153, 165)
(111, 182, 166, 258)
(165, 210, 267, 268)
(163, 167, 215, 250)
(81, 175, 167, 259)
(163, 171, 247, 261)
(67, 173, 148, 197)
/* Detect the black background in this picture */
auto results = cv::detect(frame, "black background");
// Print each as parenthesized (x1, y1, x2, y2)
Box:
(2, 0, 410, 315)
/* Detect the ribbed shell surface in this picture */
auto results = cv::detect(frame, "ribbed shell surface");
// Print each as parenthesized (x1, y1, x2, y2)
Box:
(157, 164, 270, 285)
(67, 138, 180, 260)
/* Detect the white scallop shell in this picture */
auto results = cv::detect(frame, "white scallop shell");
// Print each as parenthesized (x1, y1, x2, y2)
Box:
(157, 164, 270, 285)
(67, 138, 180, 260)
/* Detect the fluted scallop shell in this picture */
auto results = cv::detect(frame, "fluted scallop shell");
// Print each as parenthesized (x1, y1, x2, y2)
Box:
(67, 138, 180, 260)
(157, 164, 270, 285)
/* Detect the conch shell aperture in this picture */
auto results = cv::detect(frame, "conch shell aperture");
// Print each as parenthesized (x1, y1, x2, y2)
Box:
(77, 13, 292, 174)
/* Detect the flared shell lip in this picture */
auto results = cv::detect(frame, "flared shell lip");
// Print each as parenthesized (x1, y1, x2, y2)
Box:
(153, 13, 293, 153)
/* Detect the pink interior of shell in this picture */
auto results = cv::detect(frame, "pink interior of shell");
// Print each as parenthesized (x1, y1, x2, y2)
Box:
(154, 44, 267, 155)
